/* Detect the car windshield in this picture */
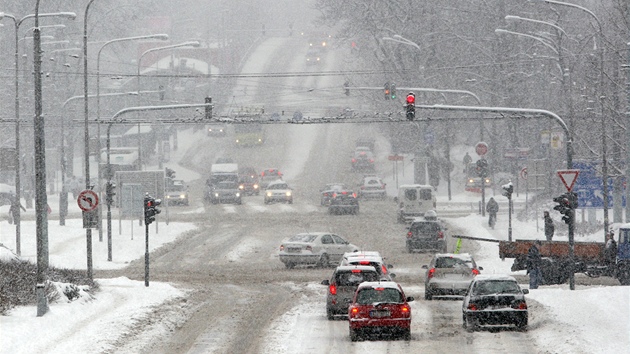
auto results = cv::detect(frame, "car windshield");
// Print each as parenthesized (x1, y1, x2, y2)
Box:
(336, 272, 379, 286)
(435, 256, 473, 269)
(412, 222, 440, 233)
(217, 181, 238, 189)
(473, 280, 520, 295)
(169, 184, 186, 192)
(356, 288, 403, 305)
(366, 179, 381, 185)
(268, 184, 288, 190)
(288, 234, 317, 243)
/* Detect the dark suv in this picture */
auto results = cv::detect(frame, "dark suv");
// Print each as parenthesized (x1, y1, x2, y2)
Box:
(328, 190, 359, 215)
(406, 218, 448, 253)
(321, 265, 380, 320)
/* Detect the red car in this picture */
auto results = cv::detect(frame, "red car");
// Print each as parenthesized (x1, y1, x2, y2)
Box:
(348, 281, 414, 341)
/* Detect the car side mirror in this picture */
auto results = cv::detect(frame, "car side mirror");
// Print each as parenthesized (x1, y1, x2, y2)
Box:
(406, 296, 415, 302)
(522, 289, 529, 295)
(387, 264, 394, 269)
(321, 280, 330, 286)
(389, 273, 396, 279)
(421, 265, 428, 269)
(478, 266, 484, 271)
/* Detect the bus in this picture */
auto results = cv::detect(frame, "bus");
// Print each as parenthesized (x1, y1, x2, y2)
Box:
(234, 124, 264, 147)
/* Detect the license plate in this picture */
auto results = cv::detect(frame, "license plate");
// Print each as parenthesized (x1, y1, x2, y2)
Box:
(287, 248, 301, 253)
(370, 310, 391, 318)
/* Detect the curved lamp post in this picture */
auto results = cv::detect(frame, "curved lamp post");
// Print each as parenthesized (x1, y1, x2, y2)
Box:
(135, 41, 200, 169)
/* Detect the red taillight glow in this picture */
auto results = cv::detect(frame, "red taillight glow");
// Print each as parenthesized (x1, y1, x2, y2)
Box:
(467, 303, 478, 311)
(351, 269, 362, 273)
(342, 191, 348, 195)
(437, 231, 444, 239)
(368, 159, 374, 163)
(352, 193, 357, 198)
(306, 245, 312, 252)
(359, 261, 370, 265)
(352, 158, 357, 163)
(279, 245, 285, 251)
(374, 287, 385, 291)
(512, 301, 528, 310)
(350, 307, 359, 314)
(472, 268, 480, 275)
(401, 306, 410, 313)
(329, 284, 337, 295)
(407, 231, 413, 239)
(381, 265, 388, 274)
(427, 268, 436, 279)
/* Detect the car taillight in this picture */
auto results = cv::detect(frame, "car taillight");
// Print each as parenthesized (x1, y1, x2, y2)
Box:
(381, 265, 388, 274)
(407, 231, 413, 239)
(351, 269, 362, 273)
(369, 159, 374, 163)
(352, 158, 357, 163)
(512, 301, 527, 310)
(350, 307, 359, 316)
(352, 193, 357, 198)
(427, 268, 436, 279)
(329, 284, 337, 295)
(437, 231, 444, 239)
(467, 303, 479, 311)
(472, 268, 480, 275)
(359, 261, 370, 265)
(306, 245, 312, 252)
(279, 245, 285, 251)
(401, 306, 410, 313)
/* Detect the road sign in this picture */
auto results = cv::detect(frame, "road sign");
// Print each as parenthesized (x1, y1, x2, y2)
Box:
(520, 167, 528, 180)
(388, 155, 404, 161)
(572, 161, 625, 208)
(475, 142, 488, 156)
(557, 170, 580, 192)
(77, 189, 99, 212)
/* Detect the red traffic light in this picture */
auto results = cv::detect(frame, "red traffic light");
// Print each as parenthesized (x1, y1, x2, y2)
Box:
(406, 94, 415, 105)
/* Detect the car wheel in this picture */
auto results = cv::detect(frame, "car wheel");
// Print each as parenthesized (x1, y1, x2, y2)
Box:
(401, 328, 411, 341)
(406, 241, 413, 253)
(326, 308, 334, 321)
(318, 254, 330, 268)
(349, 328, 360, 342)
(516, 316, 528, 331)
(288, 199, 293, 204)
(425, 289, 433, 300)
(284, 262, 295, 269)
(465, 314, 478, 332)
(264, 199, 269, 204)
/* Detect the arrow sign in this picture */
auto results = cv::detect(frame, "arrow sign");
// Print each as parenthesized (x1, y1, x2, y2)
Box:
(557, 169, 580, 192)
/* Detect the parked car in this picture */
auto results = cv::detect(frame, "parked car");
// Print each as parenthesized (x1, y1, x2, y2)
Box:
(264, 180, 293, 204)
(406, 216, 448, 253)
(340, 251, 395, 281)
(278, 232, 359, 268)
(328, 190, 359, 215)
(462, 275, 528, 332)
(320, 183, 347, 206)
(357, 175, 386, 199)
(260, 168, 282, 189)
(208, 180, 242, 205)
(348, 281, 414, 341)
(351, 150, 375, 171)
(165, 179, 189, 206)
(238, 166, 260, 196)
(422, 253, 482, 300)
(321, 265, 380, 320)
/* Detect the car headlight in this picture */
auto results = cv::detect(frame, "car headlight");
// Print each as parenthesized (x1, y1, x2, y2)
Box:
(239, 185, 244, 190)
(166, 195, 171, 199)
(253, 184, 259, 189)
(266, 191, 272, 197)
(236, 192, 241, 197)
(286, 191, 292, 196)
(180, 194, 186, 198)
(214, 193, 219, 197)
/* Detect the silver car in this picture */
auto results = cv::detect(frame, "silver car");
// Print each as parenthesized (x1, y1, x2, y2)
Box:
(264, 180, 293, 204)
(278, 232, 359, 268)
(422, 253, 482, 300)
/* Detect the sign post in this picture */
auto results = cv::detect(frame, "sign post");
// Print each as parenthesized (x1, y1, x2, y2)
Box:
(556, 169, 580, 291)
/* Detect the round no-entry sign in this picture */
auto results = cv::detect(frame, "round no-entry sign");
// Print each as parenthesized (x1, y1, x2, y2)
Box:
(475, 142, 488, 156)
(77, 190, 99, 212)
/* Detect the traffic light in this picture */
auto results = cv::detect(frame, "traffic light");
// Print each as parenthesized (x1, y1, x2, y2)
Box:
(384, 82, 391, 100)
(105, 181, 116, 205)
(205, 97, 213, 119)
(390, 83, 397, 99)
(344, 81, 350, 96)
(144, 194, 162, 225)
(501, 182, 513, 199)
(476, 158, 488, 178)
(405, 92, 415, 121)
(159, 85, 165, 100)
(553, 193, 575, 224)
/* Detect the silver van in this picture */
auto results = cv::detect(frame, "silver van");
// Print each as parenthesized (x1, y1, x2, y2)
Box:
(394, 184, 436, 223)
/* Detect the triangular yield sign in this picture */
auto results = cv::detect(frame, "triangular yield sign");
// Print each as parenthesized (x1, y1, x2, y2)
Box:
(557, 169, 580, 192)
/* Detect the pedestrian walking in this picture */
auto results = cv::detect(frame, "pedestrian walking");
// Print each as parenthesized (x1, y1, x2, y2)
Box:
(527, 240, 543, 289)
(605, 230, 618, 269)
(486, 197, 499, 229)
(8, 196, 26, 225)
(463, 152, 472, 172)
(544, 211, 555, 241)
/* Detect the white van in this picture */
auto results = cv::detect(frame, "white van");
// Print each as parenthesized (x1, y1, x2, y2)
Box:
(394, 184, 436, 223)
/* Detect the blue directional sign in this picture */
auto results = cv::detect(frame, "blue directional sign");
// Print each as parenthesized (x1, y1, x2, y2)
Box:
(573, 161, 625, 208)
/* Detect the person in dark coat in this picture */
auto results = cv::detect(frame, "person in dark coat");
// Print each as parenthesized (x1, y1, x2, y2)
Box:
(544, 211, 555, 241)
(486, 197, 499, 228)
(604, 230, 618, 269)
(8, 196, 26, 225)
(463, 152, 472, 172)
(527, 240, 543, 289)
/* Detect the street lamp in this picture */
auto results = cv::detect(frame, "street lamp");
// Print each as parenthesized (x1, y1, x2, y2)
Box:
(92, 34, 169, 246)
(0, 10, 75, 259)
(136, 41, 200, 169)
